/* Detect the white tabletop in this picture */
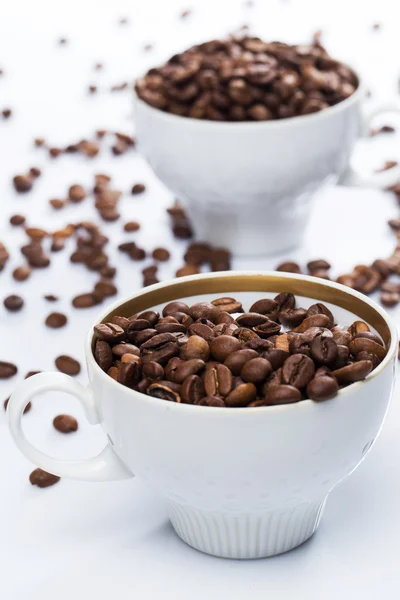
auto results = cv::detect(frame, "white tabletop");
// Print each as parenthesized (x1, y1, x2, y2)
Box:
(1, 0, 400, 597)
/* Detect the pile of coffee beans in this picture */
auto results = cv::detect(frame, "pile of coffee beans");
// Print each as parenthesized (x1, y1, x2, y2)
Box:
(135, 36, 357, 121)
(94, 294, 386, 407)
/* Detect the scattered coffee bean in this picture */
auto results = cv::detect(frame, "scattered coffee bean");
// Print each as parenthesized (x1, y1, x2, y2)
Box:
(13, 174, 32, 193)
(4, 294, 24, 312)
(380, 291, 400, 307)
(152, 247, 170, 261)
(9, 214, 26, 226)
(2, 108, 12, 119)
(0, 361, 18, 378)
(55, 355, 81, 376)
(45, 312, 67, 328)
(176, 264, 200, 277)
(53, 414, 78, 433)
(72, 293, 100, 309)
(68, 184, 86, 203)
(131, 183, 146, 195)
(29, 468, 60, 488)
(124, 221, 140, 232)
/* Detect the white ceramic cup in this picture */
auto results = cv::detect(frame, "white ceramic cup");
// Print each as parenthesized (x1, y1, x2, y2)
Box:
(8, 272, 397, 559)
(135, 83, 400, 256)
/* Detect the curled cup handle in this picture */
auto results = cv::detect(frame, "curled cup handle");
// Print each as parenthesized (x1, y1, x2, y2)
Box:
(7, 372, 133, 481)
(340, 100, 400, 189)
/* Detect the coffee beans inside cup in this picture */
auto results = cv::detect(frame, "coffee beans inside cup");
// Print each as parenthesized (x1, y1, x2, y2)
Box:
(93, 294, 386, 407)
(135, 36, 357, 121)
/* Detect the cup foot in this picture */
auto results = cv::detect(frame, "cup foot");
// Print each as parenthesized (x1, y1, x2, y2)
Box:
(168, 499, 326, 559)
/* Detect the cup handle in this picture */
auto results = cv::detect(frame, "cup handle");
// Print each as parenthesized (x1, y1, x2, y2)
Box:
(339, 101, 400, 188)
(7, 372, 133, 481)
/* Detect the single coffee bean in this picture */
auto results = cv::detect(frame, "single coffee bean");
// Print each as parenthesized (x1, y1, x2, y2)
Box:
(348, 337, 386, 361)
(141, 333, 179, 365)
(356, 351, 381, 369)
(130, 328, 157, 345)
(310, 336, 338, 365)
(94, 322, 125, 343)
(45, 312, 67, 328)
(112, 343, 140, 357)
(72, 293, 101, 308)
(279, 308, 307, 328)
(13, 265, 31, 281)
(282, 354, 315, 388)
(333, 344, 350, 369)
(348, 321, 370, 336)
(267, 384, 302, 405)
(152, 247, 170, 261)
(210, 335, 243, 361)
(289, 334, 311, 357)
(265, 348, 289, 370)
(249, 298, 279, 319)
(293, 314, 331, 333)
(118, 360, 142, 388)
(174, 358, 206, 383)
(276, 261, 301, 273)
(94, 280, 118, 299)
(274, 293, 296, 312)
(142, 361, 164, 380)
(0, 361, 18, 378)
(225, 382, 257, 407)
(188, 322, 214, 341)
(55, 355, 81, 376)
(196, 396, 226, 407)
(10, 214, 26, 226)
(214, 322, 238, 336)
(241, 357, 272, 384)
(148, 382, 181, 402)
(224, 349, 259, 375)
(138, 310, 160, 326)
(94, 340, 113, 371)
(189, 302, 220, 323)
(164, 357, 182, 382)
(306, 376, 339, 401)
(331, 360, 373, 384)
(236, 312, 269, 327)
(215, 311, 235, 325)
(354, 331, 384, 346)
(211, 297, 243, 313)
(4, 294, 24, 312)
(156, 321, 187, 334)
(180, 335, 210, 361)
(306, 303, 334, 328)
(53, 414, 78, 433)
(204, 364, 232, 396)
(380, 291, 400, 307)
(331, 327, 352, 346)
(181, 374, 205, 404)
(162, 301, 190, 316)
(307, 259, 331, 271)
(29, 468, 60, 488)
(245, 338, 273, 353)
(253, 319, 281, 338)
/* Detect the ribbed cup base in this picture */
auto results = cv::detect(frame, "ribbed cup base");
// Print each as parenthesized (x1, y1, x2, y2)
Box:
(168, 500, 326, 559)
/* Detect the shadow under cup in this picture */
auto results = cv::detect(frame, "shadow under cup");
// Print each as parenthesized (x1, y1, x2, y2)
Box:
(91, 272, 396, 559)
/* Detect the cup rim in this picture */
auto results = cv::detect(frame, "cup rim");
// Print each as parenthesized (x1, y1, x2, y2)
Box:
(85, 271, 397, 414)
(134, 72, 363, 130)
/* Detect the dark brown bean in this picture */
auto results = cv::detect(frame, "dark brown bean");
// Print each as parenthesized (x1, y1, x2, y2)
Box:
(195, 396, 226, 407)
(72, 293, 101, 309)
(94, 323, 125, 343)
(0, 362, 18, 378)
(225, 383, 257, 407)
(331, 360, 373, 384)
(29, 468, 60, 488)
(282, 354, 315, 388)
(204, 364, 232, 397)
(189, 302, 219, 322)
(13, 266, 32, 281)
(174, 359, 205, 383)
(118, 360, 142, 388)
(253, 319, 281, 338)
(4, 295, 24, 312)
(267, 385, 302, 405)
(148, 382, 181, 402)
(236, 312, 269, 327)
(306, 303, 334, 328)
(224, 349, 259, 375)
(94, 340, 113, 371)
(55, 355, 81, 376)
(163, 301, 190, 316)
(250, 298, 279, 317)
(210, 335, 243, 361)
(348, 337, 386, 360)
(142, 361, 164, 380)
(241, 357, 272, 383)
(310, 336, 338, 365)
(181, 374, 205, 404)
(306, 376, 339, 401)
(45, 312, 67, 328)
(211, 297, 243, 313)
(53, 414, 78, 433)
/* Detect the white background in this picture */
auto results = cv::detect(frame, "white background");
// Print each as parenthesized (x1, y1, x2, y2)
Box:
(1, 0, 400, 598)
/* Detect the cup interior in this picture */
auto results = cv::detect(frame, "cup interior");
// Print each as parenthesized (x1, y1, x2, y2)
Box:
(89, 272, 396, 393)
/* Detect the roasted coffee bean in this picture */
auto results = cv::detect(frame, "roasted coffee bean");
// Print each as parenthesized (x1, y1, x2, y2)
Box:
(189, 302, 219, 322)
(188, 322, 214, 341)
(133, 328, 158, 345)
(267, 385, 302, 405)
(214, 322, 238, 336)
(236, 312, 269, 327)
(196, 396, 226, 407)
(348, 338, 386, 361)
(307, 259, 331, 272)
(13, 174, 32, 193)
(265, 348, 290, 370)
(333, 344, 350, 369)
(204, 364, 232, 396)
(72, 293, 101, 309)
(4, 295, 24, 312)
(131, 183, 146, 195)
(110, 316, 130, 330)
(94, 280, 118, 298)
(210, 335, 243, 361)
(138, 310, 160, 326)
(306, 303, 334, 328)
(10, 214, 26, 226)
(293, 314, 331, 333)
(211, 297, 243, 313)
(332, 360, 373, 384)
(354, 331, 384, 346)
(225, 382, 257, 407)
(55, 355, 81, 376)
(124, 221, 141, 232)
(174, 358, 205, 383)
(274, 293, 296, 312)
(356, 351, 381, 369)
(289, 334, 311, 357)
(241, 357, 272, 384)
(245, 338, 273, 352)
(44, 295, 58, 302)
(45, 312, 67, 328)
(279, 308, 307, 328)
(95, 340, 113, 371)
(68, 184, 86, 202)
(306, 376, 339, 401)
(331, 327, 352, 346)
(53, 414, 78, 433)
(142, 361, 164, 380)
(215, 311, 235, 325)
(118, 360, 142, 388)
(164, 357, 182, 382)
(29, 468, 60, 488)
(310, 336, 338, 365)
(276, 261, 301, 274)
(181, 374, 205, 404)
(13, 265, 31, 281)
(156, 321, 187, 334)
(152, 247, 170, 261)
(224, 349, 259, 375)
(253, 319, 281, 338)
(380, 292, 400, 307)
(282, 354, 315, 388)
(163, 301, 190, 316)
(94, 323, 125, 343)
(141, 333, 179, 365)
(0, 361, 17, 378)
(148, 382, 181, 402)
